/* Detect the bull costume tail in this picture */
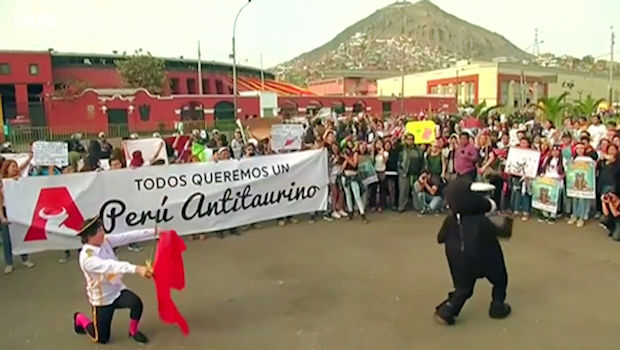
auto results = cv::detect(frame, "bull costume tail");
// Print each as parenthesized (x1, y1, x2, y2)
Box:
(434, 178, 513, 325)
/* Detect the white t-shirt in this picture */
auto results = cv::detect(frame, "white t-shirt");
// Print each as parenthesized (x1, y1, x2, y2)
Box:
(587, 124, 607, 148)
(374, 151, 388, 172)
(544, 157, 561, 179)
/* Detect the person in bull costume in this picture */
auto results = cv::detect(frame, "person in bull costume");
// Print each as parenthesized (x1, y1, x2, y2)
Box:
(434, 177, 513, 325)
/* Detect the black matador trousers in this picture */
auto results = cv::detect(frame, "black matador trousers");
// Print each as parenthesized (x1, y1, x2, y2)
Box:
(86, 289, 143, 344)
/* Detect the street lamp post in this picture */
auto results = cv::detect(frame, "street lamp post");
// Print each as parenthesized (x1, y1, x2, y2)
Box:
(609, 26, 615, 105)
(232, 0, 252, 120)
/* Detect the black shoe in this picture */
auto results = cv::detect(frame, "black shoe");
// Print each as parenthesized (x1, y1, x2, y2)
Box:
(229, 228, 241, 236)
(435, 292, 458, 316)
(346, 212, 353, 220)
(434, 304, 455, 325)
(361, 214, 368, 224)
(489, 302, 512, 319)
(73, 312, 86, 334)
(130, 331, 148, 343)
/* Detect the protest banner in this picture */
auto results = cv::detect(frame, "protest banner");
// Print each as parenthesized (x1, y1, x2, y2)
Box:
(531, 176, 561, 213)
(122, 138, 168, 167)
(4, 149, 329, 254)
(405, 120, 436, 144)
(32, 141, 68, 167)
(270, 124, 305, 151)
(566, 157, 596, 199)
(504, 147, 541, 178)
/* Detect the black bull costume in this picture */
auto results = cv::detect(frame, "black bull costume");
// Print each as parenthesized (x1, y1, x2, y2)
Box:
(434, 178, 513, 325)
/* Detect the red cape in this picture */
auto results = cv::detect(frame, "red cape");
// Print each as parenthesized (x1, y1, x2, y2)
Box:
(153, 230, 190, 335)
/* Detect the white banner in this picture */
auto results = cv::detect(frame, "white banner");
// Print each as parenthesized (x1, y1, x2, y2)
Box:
(33, 141, 68, 167)
(270, 124, 305, 151)
(4, 150, 329, 254)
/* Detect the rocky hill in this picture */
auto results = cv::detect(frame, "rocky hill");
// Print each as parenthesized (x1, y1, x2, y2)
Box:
(274, 0, 531, 86)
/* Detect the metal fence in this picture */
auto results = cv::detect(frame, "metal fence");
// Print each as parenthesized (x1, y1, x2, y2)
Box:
(5, 119, 238, 152)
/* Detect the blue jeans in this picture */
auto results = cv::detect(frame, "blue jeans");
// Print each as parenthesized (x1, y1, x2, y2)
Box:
(1, 223, 28, 266)
(511, 190, 531, 214)
(572, 198, 592, 220)
(417, 192, 443, 212)
(562, 186, 572, 216)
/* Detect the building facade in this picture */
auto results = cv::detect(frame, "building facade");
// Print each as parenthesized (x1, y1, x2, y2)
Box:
(0, 50, 456, 136)
(377, 60, 620, 108)
(308, 77, 378, 96)
(0, 50, 313, 124)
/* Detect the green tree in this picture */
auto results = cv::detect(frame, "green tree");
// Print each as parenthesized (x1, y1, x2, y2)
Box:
(115, 49, 166, 94)
(471, 100, 502, 121)
(582, 55, 594, 65)
(535, 92, 571, 125)
(574, 95, 605, 117)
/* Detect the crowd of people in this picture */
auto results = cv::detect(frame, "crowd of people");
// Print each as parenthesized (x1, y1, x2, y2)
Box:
(2, 111, 620, 275)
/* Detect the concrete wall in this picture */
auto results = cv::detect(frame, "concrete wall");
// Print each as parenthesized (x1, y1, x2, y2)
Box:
(0, 51, 55, 117)
(379, 61, 620, 108)
(377, 62, 499, 104)
(476, 66, 499, 105)
(548, 72, 620, 101)
(308, 78, 344, 95)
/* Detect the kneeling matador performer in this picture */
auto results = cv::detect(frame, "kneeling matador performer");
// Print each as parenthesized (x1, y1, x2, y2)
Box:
(72, 216, 157, 344)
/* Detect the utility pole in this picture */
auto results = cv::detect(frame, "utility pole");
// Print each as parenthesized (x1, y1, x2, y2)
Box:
(610, 26, 615, 105)
(519, 70, 526, 109)
(197, 40, 203, 95)
(400, 63, 405, 115)
(232, 0, 252, 120)
(260, 52, 265, 91)
(399, 20, 406, 116)
(455, 69, 459, 104)
(533, 28, 540, 56)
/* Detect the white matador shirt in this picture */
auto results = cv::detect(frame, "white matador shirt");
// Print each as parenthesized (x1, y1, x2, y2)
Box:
(79, 229, 156, 306)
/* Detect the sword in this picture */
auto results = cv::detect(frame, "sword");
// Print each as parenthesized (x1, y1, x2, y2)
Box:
(145, 224, 157, 276)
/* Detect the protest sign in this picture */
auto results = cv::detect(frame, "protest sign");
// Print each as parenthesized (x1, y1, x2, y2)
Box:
(504, 148, 541, 178)
(32, 141, 68, 167)
(270, 124, 305, 151)
(566, 157, 596, 199)
(358, 162, 379, 186)
(4, 149, 329, 254)
(405, 121, 436, 144)
(122, 138, 168, 167)
(532, 176, 561, 213)
(245, 117, 283, 140)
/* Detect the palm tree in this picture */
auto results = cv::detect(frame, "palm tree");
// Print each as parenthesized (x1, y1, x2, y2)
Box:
(574, 95, 605, 117)
(469, 100, 502, 121)
(535, 92, 571, 126)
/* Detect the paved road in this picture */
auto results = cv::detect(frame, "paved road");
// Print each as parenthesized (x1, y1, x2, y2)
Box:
(1, 213, 619, 349)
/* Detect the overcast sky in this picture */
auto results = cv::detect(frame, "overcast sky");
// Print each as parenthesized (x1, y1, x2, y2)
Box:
(1, 0, 618, 68)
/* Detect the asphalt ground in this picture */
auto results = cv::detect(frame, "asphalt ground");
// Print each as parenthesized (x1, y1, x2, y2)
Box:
(1, 212, 619, 349)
